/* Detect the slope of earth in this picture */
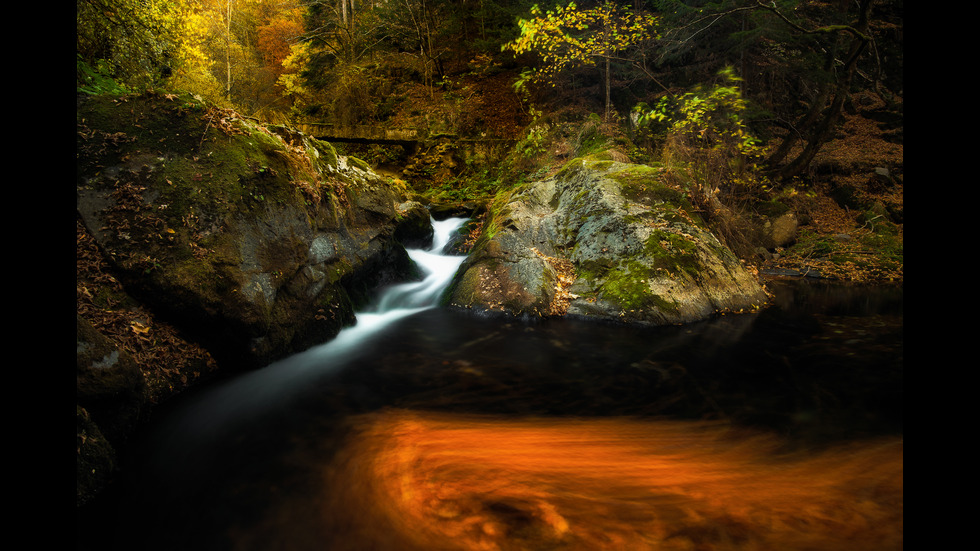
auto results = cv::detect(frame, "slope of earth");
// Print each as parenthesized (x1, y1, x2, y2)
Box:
(761, 91, 903, 283)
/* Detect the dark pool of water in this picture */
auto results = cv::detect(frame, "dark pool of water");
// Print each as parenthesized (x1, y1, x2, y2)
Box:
(78, 279, 902, 551)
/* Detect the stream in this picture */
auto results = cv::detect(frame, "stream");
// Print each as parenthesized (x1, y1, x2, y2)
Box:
(79, 216, 903, 551)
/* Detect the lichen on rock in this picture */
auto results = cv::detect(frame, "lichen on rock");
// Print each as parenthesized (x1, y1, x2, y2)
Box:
(447, 154, 769, 324)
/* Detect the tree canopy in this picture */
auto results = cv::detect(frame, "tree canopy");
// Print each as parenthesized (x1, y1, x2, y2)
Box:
(503, 2, 661, 120)
(76, 0, 903, 184)
(77, 0, 186, 90)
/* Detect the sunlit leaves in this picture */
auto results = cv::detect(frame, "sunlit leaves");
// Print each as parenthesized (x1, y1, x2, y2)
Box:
(639, 67, 759, 152)
(77, 0, 187, 89)
(502, 1, 660, 88)
(636, 66, 769, 196)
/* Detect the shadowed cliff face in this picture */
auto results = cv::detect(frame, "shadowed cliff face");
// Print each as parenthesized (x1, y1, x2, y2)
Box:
(76, 91, 431, 370)
(448, 155, 769, 324)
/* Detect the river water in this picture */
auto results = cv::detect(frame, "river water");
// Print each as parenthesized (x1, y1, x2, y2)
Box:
(80, 217, 903, 551)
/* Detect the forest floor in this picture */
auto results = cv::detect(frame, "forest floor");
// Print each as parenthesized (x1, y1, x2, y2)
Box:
(756, 90, 903, 283)
(77, 218, 219, 403)
(337, 73, 905, 285)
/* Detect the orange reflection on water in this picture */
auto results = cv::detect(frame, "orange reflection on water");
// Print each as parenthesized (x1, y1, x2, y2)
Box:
(323, 410, 902, 551)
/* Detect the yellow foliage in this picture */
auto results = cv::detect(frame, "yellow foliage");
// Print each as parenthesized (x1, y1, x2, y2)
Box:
(503, 1, 660, 87)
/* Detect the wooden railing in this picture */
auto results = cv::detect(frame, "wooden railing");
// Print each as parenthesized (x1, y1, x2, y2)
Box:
(293, 122, 423, 144)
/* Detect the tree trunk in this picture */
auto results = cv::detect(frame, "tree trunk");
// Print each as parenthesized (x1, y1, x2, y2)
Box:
(767, 51, 834, 167)
(604, 57, 611, 121)
(226, 0, 232, 102)
(776, 0, 872, 181)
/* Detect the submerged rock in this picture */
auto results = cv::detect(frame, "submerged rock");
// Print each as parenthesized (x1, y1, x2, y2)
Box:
(448, 155, 769, 324)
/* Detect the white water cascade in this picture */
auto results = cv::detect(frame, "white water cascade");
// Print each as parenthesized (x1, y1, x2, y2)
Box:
(310, 218, 467, 358)
(165, 216, 469, 438)
(316, 216, 469, 355)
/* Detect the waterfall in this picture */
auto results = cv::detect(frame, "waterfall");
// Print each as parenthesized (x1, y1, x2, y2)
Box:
(320, 216, 468, 355)
(160, 216, 470, 439)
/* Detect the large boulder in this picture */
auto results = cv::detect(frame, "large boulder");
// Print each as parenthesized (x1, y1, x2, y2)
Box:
(76, 315, 146, 507)
(76, 315, 146, 443)
(77, 91, 430, 369)
(448, 155, 769, 324)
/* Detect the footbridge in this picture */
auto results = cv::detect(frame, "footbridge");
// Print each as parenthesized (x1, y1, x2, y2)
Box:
(293, 122, 424, 148)
(293, 122, 515, 148)
(293, 122, 517, 167)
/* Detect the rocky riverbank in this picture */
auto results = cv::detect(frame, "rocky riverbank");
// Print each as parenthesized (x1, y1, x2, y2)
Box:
(77, 88, 902, 508)
(77, 91, 432, 505)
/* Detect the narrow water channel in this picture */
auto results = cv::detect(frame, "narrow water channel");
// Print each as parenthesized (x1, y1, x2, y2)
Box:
(79, 216, 903, 551)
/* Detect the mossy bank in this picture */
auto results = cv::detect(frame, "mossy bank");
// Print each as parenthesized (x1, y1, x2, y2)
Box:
(78, 90, 432, 367)
(77, 90, 431, 505)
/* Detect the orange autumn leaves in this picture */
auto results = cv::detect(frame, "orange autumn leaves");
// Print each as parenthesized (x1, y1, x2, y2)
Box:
(257, 10, 305, 83)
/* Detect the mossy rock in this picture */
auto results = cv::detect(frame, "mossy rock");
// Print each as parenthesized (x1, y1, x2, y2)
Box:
(77, 91, 420, 368)
(448, 154, 768, 324)
(76, 315, 146, 442)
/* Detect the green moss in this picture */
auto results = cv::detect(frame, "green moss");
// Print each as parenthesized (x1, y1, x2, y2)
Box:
(599, 260, 677, 313)
(556, 152, 614, 181)
(555, 158, 585, 181)
(606, 164, 700, 218)
(859, 232, 903, 269)
(308, 138, 338, 168)
(585, 159, 613, 172)
(791, 229, 842, 260)
(169, 255, 225, 296)
(469, 188, 517, 247)
(572, 116, 610, 158)
(787, 228, 901, 276)
(644, 230, 701, 278)
(755, 198, 791, 218)
(347, 156, 371, 171)
(857, 207, 899, 237)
